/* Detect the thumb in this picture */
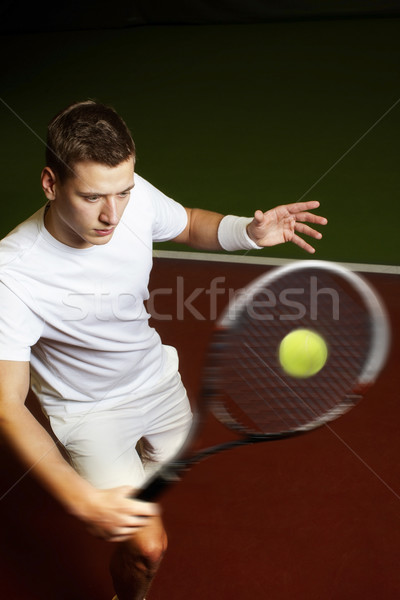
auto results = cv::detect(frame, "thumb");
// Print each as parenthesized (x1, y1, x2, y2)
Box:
(253, 209, 264, 224)
(116, 485, 136, 498)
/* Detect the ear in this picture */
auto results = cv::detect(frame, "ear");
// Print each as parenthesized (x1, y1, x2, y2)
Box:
(41, 167, 57, 201)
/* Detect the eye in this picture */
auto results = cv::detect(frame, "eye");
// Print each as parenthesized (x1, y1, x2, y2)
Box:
(85, 196, 99, 202)
(118, 191, 131, 199)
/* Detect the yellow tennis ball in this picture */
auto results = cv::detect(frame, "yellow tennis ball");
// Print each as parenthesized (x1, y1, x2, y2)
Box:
(279, 328, 328, 378)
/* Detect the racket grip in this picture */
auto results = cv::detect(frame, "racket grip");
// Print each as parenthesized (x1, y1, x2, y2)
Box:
(135, 466, 181, 502)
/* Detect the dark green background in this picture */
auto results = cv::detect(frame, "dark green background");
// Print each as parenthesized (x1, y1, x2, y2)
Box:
(1, 17, 399, 264)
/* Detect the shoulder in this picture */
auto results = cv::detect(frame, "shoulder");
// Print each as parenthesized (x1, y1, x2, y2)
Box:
(0, 207, 45, 268)
(132, 173, 173, 206)
(124, 172, 182, 220)
(122, 173, 187, 242)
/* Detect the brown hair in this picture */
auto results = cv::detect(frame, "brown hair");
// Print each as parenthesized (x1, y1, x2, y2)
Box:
(46, 100, 135, 181)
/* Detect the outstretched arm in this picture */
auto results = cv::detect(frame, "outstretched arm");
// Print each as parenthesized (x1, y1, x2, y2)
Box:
(173, 201, 327, 254)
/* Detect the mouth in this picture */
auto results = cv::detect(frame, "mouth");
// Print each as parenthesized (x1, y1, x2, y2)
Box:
(94, 227, 115, 237)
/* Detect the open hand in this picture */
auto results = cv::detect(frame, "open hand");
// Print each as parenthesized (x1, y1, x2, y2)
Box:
(247, 201, 328, 254)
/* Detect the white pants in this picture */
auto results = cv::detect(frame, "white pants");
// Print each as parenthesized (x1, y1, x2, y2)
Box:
(49, 346, 192, 490)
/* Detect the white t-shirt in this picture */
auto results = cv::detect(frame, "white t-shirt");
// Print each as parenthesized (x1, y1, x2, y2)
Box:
(0, 174, 188, 416)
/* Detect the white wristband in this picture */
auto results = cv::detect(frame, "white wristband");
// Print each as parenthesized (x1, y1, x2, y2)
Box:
(217, 215, 262, 251)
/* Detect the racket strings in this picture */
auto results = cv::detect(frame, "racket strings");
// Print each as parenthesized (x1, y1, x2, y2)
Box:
(208, 268, 373, 436)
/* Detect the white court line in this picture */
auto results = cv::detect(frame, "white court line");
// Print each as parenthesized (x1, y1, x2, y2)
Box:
(153, 249, 400, 275)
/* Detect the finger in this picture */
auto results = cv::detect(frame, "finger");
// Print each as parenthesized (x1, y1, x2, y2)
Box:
(117, 485, 136, 497)
(107, 527, 143, 543)
(108, 534, 134, 543)
(114, 512, 158, 529)
(284, 200, 321, 213)
(99, 515, 154, 539)
(120, 498, 161, 517)
(128, 515, 156, 527)
(290, 233, 316, 254)
(294, 222, 323, 240)
(109, 534, 141, 543)
(291, 211, 328, 225)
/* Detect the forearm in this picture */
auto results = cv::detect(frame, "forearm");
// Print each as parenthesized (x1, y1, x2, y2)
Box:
(175, 209, 260, 251)
(174, 208, 224, 250)
(0, 400, 94, 517)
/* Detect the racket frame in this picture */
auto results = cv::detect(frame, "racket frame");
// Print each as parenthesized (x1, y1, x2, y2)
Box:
(136, 260, 390, 502)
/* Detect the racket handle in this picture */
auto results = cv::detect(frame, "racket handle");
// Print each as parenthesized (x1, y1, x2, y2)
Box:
(135, 438, 265, 501)
(135, 465, 182, 502)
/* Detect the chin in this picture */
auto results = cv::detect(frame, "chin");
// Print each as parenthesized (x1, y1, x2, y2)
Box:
(91, 237, 114, 246)
(88, 230, 116, 245)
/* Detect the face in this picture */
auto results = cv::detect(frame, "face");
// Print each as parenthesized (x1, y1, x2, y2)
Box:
(42, 157, 135, 249)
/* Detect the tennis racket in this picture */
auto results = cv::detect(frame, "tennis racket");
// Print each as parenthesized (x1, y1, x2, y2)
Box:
(136, 260, 390, 501)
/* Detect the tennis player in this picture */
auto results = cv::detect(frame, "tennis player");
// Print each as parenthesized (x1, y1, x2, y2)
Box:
(0, 100, 327, 599)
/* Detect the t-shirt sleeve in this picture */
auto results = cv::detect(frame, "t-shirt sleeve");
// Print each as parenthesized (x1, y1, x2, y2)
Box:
(135, 175, 188, 242)
(0, 283, 43, 361)
(152, 195, 188, 242)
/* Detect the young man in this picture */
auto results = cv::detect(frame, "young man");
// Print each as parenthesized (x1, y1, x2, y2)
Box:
(0, 100, 327, 599)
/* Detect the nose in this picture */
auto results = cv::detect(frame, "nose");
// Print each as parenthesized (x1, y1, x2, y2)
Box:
(99, 197, 119, 226)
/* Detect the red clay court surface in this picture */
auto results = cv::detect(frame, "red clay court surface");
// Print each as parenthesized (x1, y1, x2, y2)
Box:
(0, 255, 399, 600)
